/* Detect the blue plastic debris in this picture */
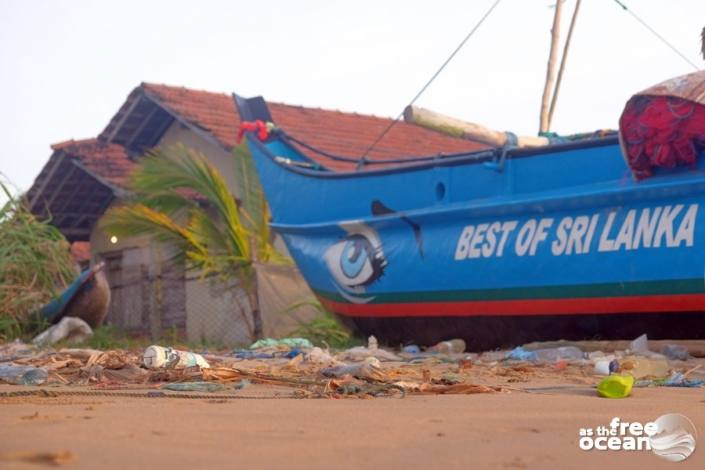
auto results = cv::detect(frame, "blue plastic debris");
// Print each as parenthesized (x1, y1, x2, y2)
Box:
(635, 372, 705, 388)
(402, 345, 421, 354)
(505, 347, 537, 362)
(285, 347, 302, 358)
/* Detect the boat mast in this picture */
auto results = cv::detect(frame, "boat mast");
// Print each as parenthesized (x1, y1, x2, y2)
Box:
(539, 1, 564, 134)
(547, 0, 582, 130)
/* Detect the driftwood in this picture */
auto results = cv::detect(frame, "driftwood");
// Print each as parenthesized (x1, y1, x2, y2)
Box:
(404, 105, 549, 148)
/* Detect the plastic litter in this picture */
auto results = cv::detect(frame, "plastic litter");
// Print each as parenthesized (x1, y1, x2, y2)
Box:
(32, 317, 93, 346)
(0, 363, 48, 385)
(597, 374, 634, 398)
(635, 372, 705, 388)
(619, 356, 669, 379)
(162, 382, 226, 393)
(285, 347, 303, 358)
(661, 344, 690, 361)
(402, 345, 421, 354)
(629, 333, 649, 355)
(594, 359, 620, 376)
(143, 345, 210, 369)
(306, 347, 340, 365)
(430, 339, 466, 354)
(341, 336, 401, 361)
(320, 357, 386, 381)
(506, 346, 583, 363)
(249, 338, 313, 350)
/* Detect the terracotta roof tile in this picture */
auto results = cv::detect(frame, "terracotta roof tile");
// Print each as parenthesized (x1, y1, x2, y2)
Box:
(54, 139, 135, 187)
(141, 83, 489, 171)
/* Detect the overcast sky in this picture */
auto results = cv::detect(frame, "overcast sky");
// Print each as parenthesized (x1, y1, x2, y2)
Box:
(0, 0, 703, 200)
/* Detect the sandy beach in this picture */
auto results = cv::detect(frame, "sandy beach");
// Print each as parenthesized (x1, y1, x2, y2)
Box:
(1, 382, 703, 469)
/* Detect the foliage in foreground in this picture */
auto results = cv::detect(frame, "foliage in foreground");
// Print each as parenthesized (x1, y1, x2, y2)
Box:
(285, 299, 360, 349)
(0, 181, 77, 327)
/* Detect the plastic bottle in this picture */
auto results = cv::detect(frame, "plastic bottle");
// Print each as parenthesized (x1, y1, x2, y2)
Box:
(0, 363, 49, 385)
(531, 346, 584, 363)
(142, 345, 210, 369)
(430, 339, 466, 354)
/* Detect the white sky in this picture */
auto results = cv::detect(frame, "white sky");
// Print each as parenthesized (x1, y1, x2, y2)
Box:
(0, 0, 703, 199)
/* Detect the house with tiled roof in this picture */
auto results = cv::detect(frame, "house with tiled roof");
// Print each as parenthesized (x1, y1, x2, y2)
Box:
(27, 83, 487, 344)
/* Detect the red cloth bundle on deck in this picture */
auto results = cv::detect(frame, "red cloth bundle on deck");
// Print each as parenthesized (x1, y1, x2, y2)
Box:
(619, 71, 705, 180)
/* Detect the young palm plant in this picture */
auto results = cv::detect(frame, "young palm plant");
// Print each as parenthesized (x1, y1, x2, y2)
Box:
(102, 143, 287, 339)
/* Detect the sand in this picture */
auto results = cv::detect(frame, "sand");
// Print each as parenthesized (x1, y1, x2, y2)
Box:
(1, 383, 703, 469)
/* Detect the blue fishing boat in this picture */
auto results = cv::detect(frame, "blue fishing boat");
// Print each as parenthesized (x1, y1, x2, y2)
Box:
(236, 70, 705, 349)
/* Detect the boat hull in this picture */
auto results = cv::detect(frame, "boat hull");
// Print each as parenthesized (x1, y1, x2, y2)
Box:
(338, 312, 705, 351)
(246, 134, 705, 347)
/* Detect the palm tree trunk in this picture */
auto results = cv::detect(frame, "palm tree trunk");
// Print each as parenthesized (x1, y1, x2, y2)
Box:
(247, 267, 263, 339)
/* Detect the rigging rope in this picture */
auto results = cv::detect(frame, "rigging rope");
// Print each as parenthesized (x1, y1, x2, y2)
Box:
(356, 0, 503, 169)
(612, 0, 700, 71)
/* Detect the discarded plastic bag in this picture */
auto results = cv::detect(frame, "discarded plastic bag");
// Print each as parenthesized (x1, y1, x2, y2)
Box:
(143, 345, 210, 369)
(321, 357, 386, 381)
(0, 363, 48, 385)
(306, 347, 341, 365)
(619, 356, 669, 379)
(629, 334, 649, 355)
(661, 344, 689, 361)
(32, 317, 93, 346)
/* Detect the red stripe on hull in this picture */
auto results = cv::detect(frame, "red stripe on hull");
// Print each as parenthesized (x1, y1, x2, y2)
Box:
(319, 294, 705, 318)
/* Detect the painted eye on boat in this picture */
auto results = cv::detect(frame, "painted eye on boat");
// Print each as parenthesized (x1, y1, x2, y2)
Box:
(324, 224, 387, 289)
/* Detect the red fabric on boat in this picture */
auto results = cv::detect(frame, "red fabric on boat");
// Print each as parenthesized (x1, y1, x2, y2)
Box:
(237, 120, 270, 143)
(619, 70, 705, 179)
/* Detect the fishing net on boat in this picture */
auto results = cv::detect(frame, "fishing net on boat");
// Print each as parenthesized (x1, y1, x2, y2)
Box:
(619, 70, 705, 180)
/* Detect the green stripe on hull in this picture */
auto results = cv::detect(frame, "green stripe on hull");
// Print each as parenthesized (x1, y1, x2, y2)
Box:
(315, 278, 705, 304)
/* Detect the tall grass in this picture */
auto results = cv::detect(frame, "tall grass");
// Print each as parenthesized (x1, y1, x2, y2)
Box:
(0, 180, 77, 331)
(285, 299, 360, 348)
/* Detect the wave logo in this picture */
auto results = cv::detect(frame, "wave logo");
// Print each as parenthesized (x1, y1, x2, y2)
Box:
(649, 414, 697, 462)
(579, 414, 696, 462)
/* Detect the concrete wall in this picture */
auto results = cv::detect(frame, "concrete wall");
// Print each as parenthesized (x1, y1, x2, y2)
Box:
(185, 275, 253, 347)
(158, 123, 241, 198)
